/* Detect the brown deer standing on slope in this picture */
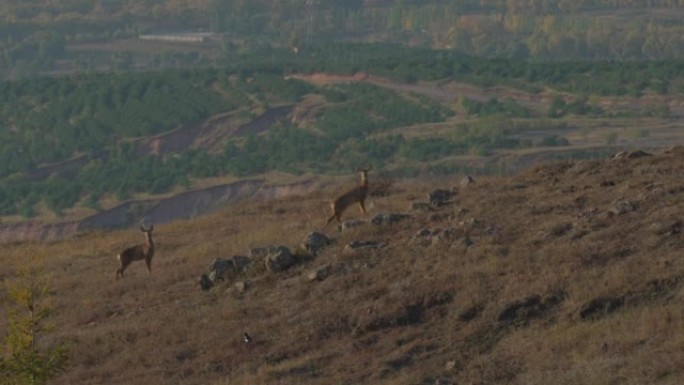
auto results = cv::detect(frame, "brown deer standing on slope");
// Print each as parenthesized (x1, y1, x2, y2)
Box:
(116, 222, 155, 280)
(327, 167, 372, 225)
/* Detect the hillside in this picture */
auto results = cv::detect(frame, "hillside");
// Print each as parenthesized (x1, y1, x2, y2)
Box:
(2, 146, 683, 384)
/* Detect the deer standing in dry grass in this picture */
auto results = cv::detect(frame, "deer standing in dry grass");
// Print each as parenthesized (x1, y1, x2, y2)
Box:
(327, 167, 371, 225)
(115, 223, 155, 280)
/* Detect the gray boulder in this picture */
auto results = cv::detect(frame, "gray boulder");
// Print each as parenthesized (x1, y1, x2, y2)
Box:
(300, 232, 332, 256)
(263, 246, 296, 273)
(208, 257, 236, 282)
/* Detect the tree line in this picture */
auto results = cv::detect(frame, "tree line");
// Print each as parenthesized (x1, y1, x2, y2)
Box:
(3, 0, 684, 77)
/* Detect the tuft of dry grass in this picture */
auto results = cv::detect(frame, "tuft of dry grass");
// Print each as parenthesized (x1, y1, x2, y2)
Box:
(2, 147, 684, 384)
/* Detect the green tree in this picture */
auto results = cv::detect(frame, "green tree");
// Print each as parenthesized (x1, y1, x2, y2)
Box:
(0, 255, 68, 385)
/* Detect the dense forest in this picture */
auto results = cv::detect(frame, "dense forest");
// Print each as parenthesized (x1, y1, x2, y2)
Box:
(2, 0, 684, 77)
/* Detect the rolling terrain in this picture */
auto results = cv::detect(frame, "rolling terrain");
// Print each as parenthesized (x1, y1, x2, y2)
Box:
(2, 72, 683, 243)
(2, 146, 683, 384)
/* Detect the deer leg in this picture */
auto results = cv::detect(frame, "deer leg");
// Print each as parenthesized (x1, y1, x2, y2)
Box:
(116, 256, 125, 279)
(146, 258, 152, 275)
(327, 202, 340, 224)
(116, 265, 125, 279)
(359, 200, 366, 214)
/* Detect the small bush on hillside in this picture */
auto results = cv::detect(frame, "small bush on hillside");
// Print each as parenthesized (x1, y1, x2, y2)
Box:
(0, 256, 68, 385)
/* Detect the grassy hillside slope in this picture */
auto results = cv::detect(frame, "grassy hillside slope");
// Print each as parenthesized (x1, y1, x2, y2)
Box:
(2, 147, 684, 384)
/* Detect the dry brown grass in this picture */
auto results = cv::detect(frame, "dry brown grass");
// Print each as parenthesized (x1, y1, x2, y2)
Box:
(2, 147, 684, 384)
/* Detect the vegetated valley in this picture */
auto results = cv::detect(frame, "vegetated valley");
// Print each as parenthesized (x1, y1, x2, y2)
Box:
(2, 146, 684, 384)
(1, 52, 684, 240)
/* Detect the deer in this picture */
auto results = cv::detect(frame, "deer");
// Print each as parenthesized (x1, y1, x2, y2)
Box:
(115, 222, 155, 280)
(326, 167, 372, 225)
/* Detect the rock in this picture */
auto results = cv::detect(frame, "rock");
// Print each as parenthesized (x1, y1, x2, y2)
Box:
(458, 236, 474, 247)
(498, 295, 543, 323)
(370, 213, 410, 226)
(651, 219, 682, 236)
(263, 246, 295, 273)
(232, 255, 253, 272)
(410, 202, 433, 212)
(234, 280, 252, 293)
(460, 175, 475, 186)
(610, 199, 638, 215)
(428, 189, 456, 207)
(208, 257, 236, 282)
(250, 246, 285, 260)
(300, 232, 332, 256)
(429, 213, 452, 222)
(434, 379, 453, 385)
(611, 150, 652, 160)
(344, 240, 386, 253)
(307, 264, 332, 282)
(199, 274, 213, 291)
(338, 219, 366, 231)
(579, 296, 625, 320)
(414, 228, 439, 239)
(413, 228, 438, 246)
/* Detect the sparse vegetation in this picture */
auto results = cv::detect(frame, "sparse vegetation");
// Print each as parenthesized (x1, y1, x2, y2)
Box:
(1, 148, 683, 385)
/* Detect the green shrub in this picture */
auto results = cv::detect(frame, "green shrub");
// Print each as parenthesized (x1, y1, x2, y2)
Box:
(1, 256, 68, 385)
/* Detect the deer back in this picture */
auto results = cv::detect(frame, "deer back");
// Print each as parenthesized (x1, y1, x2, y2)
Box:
(334, 184, 368, 210)
(120, 244, 150, 262)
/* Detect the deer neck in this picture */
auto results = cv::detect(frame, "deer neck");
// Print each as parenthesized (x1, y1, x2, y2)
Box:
(144, 233, 155, 251)
(359, 172, 368, 189)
